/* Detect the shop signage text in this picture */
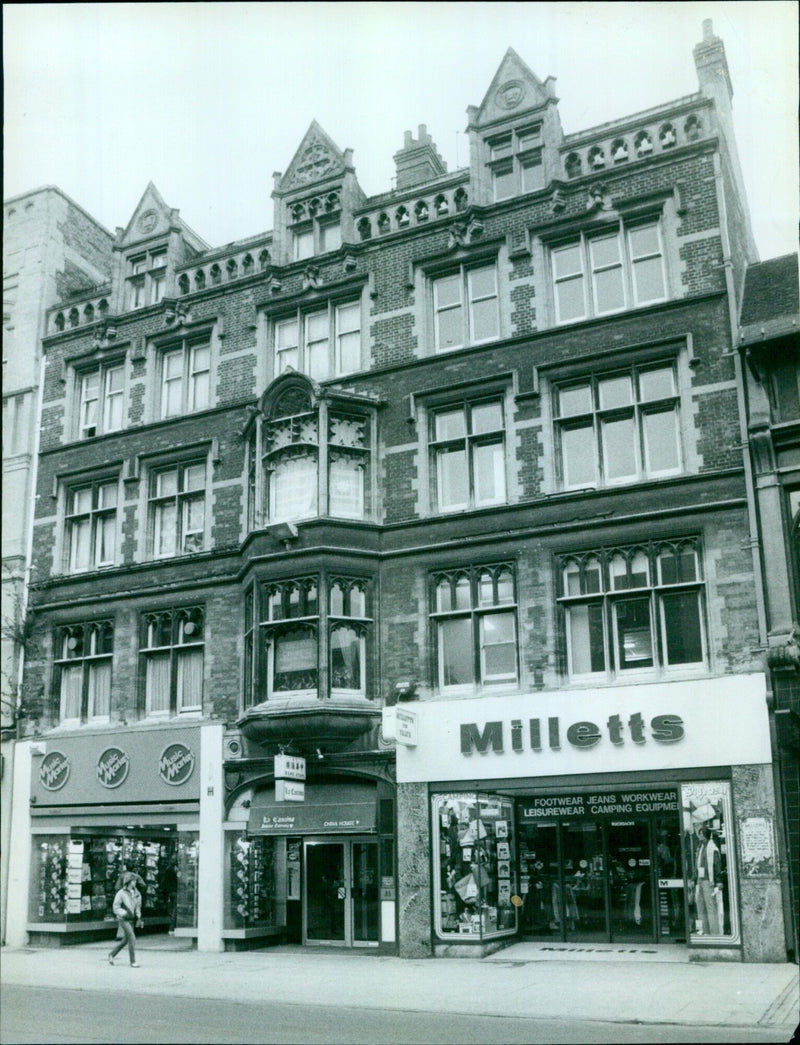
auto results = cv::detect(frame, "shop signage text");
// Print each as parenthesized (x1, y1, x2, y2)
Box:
(158, 743, 195, 786)
(274, 754, 306, 781)
(276, 779, 305, 802)
(96, 747, 130, 789)
(519, 788, 679, 821)
(39, 751, 70, 791)
(461, 713, 684, 756)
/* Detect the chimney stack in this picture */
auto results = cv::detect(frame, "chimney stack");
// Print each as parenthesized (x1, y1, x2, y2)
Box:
(393, 124, 447, 191)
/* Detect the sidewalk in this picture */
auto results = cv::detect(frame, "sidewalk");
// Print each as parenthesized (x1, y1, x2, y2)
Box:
(1, 939, 798, 1033)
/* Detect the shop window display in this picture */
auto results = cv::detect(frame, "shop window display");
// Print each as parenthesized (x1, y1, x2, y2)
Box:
(176, 832, 199, 929)
(681, 782, 738, 943)
(29, 833, 179, 926)
(224, 832, 286, 930)
(433, 793, 517, 940)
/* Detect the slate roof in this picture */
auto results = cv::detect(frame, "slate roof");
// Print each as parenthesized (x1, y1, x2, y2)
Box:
(740, 254, 799, 327)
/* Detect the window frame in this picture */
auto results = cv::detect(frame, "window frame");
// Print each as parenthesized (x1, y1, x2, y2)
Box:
(158, 335, 211, 419)
(429, 396, 507, 512)
(487, 124, 544, 201)
(558, 539, 707, 682)
(149, 458, 207, 559)
(54, 620, 114, 726)
(76, 361, 125, 439)
(553, 360, 683, 490)
(273, 298, 363, 381)
(432, 262, 500, 353)
(64, 476, 119, 573)
(140, 606, 205, 718)
(127, 248, 168, 310)
(551, 219, 667, 325)
(430, 563, 519, 693)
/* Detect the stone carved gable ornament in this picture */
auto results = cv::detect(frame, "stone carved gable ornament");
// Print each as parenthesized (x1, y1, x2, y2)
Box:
(496, 80, 526, 110)
(288, 138, 339, 188)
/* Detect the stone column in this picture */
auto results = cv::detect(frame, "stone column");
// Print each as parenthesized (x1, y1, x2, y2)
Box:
(397, 781, 432, 957)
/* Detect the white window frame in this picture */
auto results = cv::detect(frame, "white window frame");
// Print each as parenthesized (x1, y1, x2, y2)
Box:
(432, 263, 499, 353)
(430, 397, 507, 512)
(488, 124, 544, 201)
(150, 460, 207, 559)
(554, 361, 682, 491)
(273, 300, 362, 380)
(141, 608, 204, 718)
(55, 621, 113, 726)
(78, 363, 125, 439)
(128, 248, 168, 310)
(65, 478, 118, 573)
(551, 220, 667, 324)
(559, 541, 707, 682)
(159, 337, 211, 418)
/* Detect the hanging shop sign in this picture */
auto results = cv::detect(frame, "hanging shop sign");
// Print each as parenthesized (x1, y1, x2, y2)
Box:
(96, 747, 130, 789)
(39, 751, 70, 791)
(274, 754, 306, 781)
(275, 779, 305, 802)
(395, 675, 771, 784)
(158, 743, 196, 786)
(381, 707, 418, 747)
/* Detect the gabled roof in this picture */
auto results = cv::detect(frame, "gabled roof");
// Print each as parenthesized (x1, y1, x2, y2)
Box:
(119, 182, 209, 251)
(474, 47, 554, 125)
(278, 121, 347, 194)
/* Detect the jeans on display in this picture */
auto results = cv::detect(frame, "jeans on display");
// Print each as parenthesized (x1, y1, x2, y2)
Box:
(109, 917, 137, 963)
(695, 880, 721, 935)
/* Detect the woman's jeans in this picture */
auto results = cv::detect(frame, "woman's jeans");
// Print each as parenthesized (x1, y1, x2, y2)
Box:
(110, 918, 136, 963)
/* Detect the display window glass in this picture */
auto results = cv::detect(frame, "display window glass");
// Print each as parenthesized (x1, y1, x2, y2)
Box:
(681, 781, 739, 944)
(224, 832, 287, 930)
(29, 831, 180, 926)
(432, 792, 517, 940)
(176, 831, 199, 929)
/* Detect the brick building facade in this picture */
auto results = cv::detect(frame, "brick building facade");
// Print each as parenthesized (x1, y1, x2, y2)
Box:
(4, 22, 794, 961)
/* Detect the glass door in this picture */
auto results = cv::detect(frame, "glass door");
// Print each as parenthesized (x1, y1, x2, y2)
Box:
(607, 820, 654, 940)
(351, 841, 379, 945)
(561, 822, 607, 940)
(304, 841, 346, 944)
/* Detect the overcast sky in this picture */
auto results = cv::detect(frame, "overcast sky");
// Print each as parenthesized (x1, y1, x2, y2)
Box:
(4, 2, 798, 260)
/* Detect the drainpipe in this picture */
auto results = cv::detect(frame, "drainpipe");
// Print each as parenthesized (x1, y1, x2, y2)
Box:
(712, 152, 768, 646)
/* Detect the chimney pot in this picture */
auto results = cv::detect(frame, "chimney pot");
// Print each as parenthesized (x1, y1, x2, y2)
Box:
(702, 18, 713, 40)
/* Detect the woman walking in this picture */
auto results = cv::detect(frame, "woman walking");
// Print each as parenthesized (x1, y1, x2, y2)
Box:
(108, 872, 143, 967)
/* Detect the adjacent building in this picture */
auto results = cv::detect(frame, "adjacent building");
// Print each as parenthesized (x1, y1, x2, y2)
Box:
(4, 21, 794, 962)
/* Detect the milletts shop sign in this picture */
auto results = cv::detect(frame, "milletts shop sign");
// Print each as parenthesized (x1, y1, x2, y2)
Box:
(393, 676, 772, 784)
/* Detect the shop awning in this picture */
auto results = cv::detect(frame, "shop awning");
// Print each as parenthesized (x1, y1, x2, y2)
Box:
(248, 782, 376, 835)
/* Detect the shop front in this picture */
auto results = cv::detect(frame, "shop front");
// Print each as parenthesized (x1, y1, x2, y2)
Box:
(221, 777, 396, 951)
(391, 674, 788, 962)
(24, 724, 204, 946)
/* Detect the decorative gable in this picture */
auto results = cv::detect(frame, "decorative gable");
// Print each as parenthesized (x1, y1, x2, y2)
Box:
(281, 121, 347, 192)
(475, 47, 555, 126)
(118, 183, 174, 247)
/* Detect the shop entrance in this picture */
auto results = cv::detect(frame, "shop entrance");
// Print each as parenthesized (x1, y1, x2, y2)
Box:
(303, 837, 378, 947)
(518, 790, 685, 944)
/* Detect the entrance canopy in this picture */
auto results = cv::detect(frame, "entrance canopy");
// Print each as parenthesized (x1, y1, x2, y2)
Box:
(248, 781, 376, 835)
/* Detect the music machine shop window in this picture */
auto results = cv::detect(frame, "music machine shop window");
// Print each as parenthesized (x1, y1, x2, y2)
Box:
(488, 124, 545, 201)
(140, 606, 204, 717)
(54, 620, 114, 725)
(554, 361, 682, 489)
(252, 385, 370, 526)
(65, 477, 118, 573)
(430, 397, 507, 512)
(558, 538, 706, 680)
(149, 460, 206, 558)
(552, 221, 666, 324)
(431, 564, 518, 692)
(274, 301, 361, 381)
(250, 576, 372, 703)
(77, 363, 124, 438)
(128, 248, 167, 310)
(433, 264, 499, 352)
(160, 336, 211, 418)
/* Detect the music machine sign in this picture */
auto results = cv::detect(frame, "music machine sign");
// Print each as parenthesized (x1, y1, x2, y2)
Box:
(158, 743, 196, 786)
(275, 753, 306, 802)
